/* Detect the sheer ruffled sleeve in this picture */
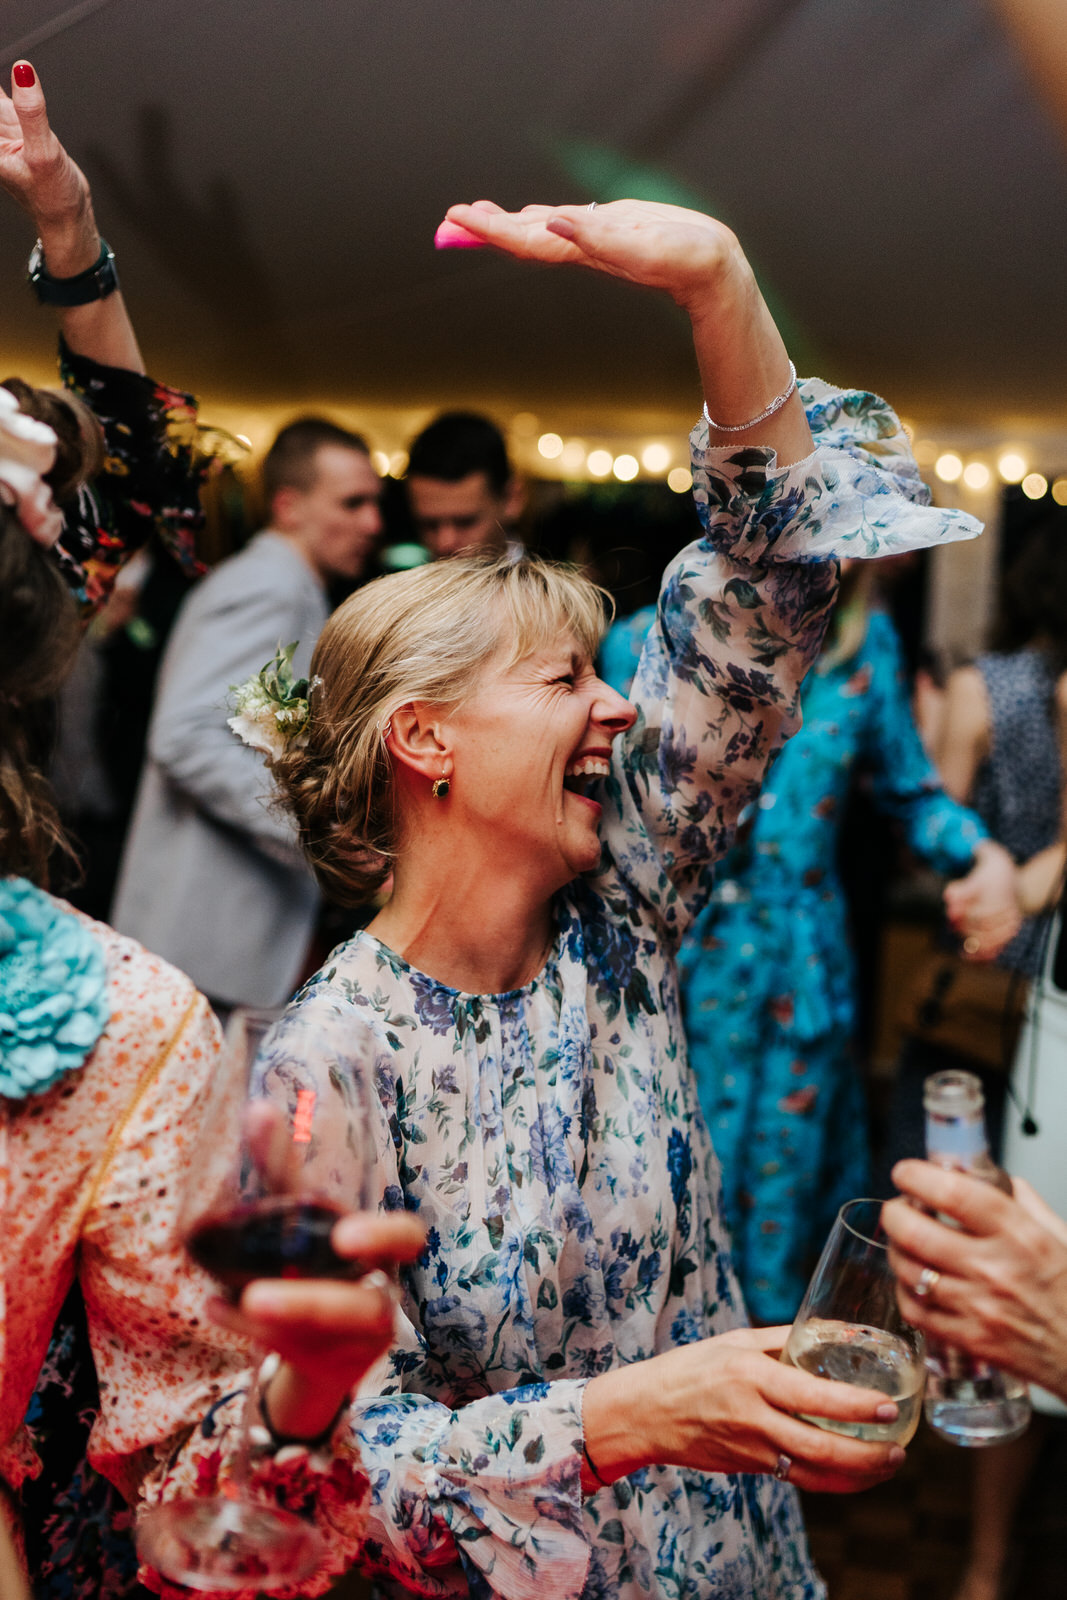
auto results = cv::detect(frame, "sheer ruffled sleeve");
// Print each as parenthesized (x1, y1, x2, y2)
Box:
(595, 381, 983, 947)
(346, 1380, 588, 1600)
(52, 339, 207, 620)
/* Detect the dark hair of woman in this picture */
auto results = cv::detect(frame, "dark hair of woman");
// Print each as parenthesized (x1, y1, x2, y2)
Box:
(1, 376, 105, 504)
(992, 513, 1067, 674)
(0, 506, 80, 884)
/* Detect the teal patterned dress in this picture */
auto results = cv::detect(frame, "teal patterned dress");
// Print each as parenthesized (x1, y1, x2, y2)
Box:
(602, 608, 987, 1326)
(267, 382, 979, 1600)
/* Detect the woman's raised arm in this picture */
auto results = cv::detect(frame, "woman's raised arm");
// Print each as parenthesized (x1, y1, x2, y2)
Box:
(0, 61, 144, 373)
(442, 198, 813, 464)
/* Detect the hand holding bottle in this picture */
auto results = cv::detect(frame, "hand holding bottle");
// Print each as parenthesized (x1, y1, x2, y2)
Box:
(884, 1160, 1067, 1407)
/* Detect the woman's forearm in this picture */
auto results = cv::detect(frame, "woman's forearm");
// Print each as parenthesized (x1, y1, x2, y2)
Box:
(35, 204, 145, 374)
(684, 242, 813, 468)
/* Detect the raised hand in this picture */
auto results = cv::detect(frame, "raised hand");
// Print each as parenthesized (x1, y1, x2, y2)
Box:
(0, 59, 142, 370)
(441, 198, 812, 464)
(442, 198, 742, 314)
(0, 62, 91, 246)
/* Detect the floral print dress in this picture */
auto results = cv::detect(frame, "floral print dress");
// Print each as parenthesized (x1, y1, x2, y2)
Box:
(265, 382, 980, 1600)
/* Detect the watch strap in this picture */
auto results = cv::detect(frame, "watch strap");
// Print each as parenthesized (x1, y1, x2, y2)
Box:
(28, 237, 119, 307)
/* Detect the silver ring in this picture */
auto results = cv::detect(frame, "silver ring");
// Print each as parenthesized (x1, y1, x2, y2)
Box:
(773, 1452, 792, 1482)
(587, 201, 598, 212)
(913, 1265, 941, 1300)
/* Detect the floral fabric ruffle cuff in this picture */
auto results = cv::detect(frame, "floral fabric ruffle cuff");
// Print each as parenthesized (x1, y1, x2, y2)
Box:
(0, 878, 109, 1098)
(690, 378, 983, 564)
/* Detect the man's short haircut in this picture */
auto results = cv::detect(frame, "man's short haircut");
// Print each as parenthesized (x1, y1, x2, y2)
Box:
(262, 417, 370, 504)
(406, 412, 511, 496)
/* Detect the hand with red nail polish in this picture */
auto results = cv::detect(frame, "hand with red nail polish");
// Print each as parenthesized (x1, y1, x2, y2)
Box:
(1, 58, 93, 247)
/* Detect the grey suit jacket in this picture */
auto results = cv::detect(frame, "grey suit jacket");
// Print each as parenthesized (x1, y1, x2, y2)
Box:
(112, 532, 329, 1007)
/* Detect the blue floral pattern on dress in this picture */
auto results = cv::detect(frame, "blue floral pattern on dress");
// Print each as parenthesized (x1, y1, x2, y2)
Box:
(266, 387, 980, 1600)
(0, 877, 109, 1098)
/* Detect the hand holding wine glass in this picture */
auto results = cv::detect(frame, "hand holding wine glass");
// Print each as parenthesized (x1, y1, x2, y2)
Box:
(137, 1004, 423, 1591)
(780, 1198, 926, 1447)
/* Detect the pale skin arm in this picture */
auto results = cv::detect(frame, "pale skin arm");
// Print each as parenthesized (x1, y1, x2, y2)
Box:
(211, 1212, 426, 1441)
(442, 199, 814, 467)
(883, 1160, 1067, 1401)
(0, 60, 144, 372)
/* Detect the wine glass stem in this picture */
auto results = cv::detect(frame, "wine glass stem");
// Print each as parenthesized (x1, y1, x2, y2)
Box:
(230, 1352, 266, 1494)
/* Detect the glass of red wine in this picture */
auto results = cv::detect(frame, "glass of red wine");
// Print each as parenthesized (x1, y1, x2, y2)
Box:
(136, 1003, 378, 1591)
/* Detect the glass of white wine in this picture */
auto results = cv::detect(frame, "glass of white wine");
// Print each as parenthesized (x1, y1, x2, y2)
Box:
(780, 1198, 925, 1445)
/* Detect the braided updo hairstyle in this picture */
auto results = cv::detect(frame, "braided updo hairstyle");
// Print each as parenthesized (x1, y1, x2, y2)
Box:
(271, 552, 611, 906)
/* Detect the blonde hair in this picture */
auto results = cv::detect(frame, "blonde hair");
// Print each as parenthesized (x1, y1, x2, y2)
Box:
(272, 552, 611, 903)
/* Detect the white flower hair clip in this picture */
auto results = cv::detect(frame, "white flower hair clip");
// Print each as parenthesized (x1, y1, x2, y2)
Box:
(228, 642, 321, 763)
(0, 385, 64, 549)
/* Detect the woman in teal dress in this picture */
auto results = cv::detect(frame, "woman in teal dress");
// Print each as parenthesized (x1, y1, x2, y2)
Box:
(601, 574, 1016, 1325)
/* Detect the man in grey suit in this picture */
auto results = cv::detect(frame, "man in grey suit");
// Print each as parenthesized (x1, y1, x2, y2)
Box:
(112, 418, 382, 1014)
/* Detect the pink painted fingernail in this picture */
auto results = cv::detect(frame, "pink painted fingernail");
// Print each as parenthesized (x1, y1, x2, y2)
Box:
(875, 1403, 899, 1422)
(14, 63, 35, 88)
(434, 220, 485, 250)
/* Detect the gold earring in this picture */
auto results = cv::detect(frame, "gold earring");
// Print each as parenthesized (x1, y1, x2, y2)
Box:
(432, 776, 451, 800)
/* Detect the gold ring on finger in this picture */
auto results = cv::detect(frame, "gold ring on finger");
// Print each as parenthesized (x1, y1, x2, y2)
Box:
(913, 1265, 941, 1300)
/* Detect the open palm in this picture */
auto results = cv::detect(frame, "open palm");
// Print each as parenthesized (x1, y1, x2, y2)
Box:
(443, 198, 740, 311)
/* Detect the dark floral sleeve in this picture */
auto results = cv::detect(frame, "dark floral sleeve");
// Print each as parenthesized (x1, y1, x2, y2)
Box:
(53, 339, 207, 620)
(595, 379, 984, 949)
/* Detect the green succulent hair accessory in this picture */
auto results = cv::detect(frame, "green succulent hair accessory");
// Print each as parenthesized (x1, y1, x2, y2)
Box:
(228, 643, 320, 763)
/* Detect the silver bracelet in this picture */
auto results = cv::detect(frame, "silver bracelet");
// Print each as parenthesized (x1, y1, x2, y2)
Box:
(703, 361, 798, 433)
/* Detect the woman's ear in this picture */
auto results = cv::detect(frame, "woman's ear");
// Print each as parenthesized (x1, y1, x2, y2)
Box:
(385, 703, 454, 784)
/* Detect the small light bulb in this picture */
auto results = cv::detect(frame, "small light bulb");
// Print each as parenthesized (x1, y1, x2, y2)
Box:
(642, 442, 671, 474)
(371, 450, 390, 476)
(1021, 472, 1048, 500)
(560, 439, 586, 474)
(935, 453, 963, 484)
(667, 466, 693, 494)
(997, 451, 1027, 483)
(388, 450, 409, 478)
(587, 449, 613, 478)
(613, 453, 639, 482)
(538, 432, 563, 460)
(962, 461, 990, 491)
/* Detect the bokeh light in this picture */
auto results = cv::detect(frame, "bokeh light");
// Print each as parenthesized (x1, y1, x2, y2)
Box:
(997, 451, 1027, 483)
(935, 453, 963, 483)
(962, 461, 990, 491)
(642, 443, 671, 474)
(613, 454, 639, 482)
(587, 449, 613, 478)
(538, 432, 563, 460)
(667, 466, 693, 494)
(1021, 472, 1048, 500)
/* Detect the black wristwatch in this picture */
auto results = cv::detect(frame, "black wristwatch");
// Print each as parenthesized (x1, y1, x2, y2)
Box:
(27, 237, 119, 306)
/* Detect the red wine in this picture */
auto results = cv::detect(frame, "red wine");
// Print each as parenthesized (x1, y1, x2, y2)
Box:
(187, 1198, 361, 1299)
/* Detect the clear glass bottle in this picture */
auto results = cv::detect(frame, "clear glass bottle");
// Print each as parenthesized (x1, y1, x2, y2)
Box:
(922, 1069, 1031, 1446)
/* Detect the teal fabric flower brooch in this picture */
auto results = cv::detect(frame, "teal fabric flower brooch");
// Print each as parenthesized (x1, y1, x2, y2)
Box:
(0, 877, 109, 1099)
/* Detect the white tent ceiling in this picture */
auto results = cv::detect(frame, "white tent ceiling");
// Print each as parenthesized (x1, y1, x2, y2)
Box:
(3, 0, 1067, 444)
